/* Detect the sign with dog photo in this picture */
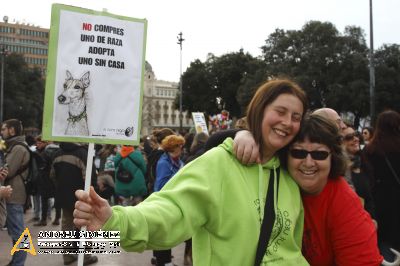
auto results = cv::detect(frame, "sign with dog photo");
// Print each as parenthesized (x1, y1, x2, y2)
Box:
(42, 4, 147, 145)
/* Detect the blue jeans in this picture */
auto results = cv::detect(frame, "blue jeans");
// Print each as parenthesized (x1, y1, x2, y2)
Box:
(6, 203, 27, 266)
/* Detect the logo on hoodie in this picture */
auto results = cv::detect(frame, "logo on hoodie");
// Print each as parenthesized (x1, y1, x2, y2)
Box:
(266, 209, 292, 256)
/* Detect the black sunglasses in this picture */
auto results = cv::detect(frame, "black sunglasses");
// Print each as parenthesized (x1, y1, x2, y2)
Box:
(290, 149, 331, 160)
(343, 132, 360, 141)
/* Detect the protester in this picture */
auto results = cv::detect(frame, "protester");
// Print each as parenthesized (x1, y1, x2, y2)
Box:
(51, 142, 98, 266)
(151, 134, 185, 266)
(362, 110, 400, 262)
(362, 126, 374, 146)
(34, 136, 58, 226)
(154, 135, 185, 191)
(0, 167, 12, 230)
(234, 114, 383, 265)
(114, 145, 147, 206)
(144, 128, 176, 265)
(0, 119, 29, 266)
(342, 126, 375, 217)
(312, 108, 347, 134)
(74, 79, 309, 266)
(145, 128, 175, 194)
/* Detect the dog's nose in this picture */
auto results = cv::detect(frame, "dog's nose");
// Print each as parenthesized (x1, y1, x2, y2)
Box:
(58, 95, 66, 103)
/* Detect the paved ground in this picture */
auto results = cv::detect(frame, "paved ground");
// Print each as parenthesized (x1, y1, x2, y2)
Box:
(0, 208, 186, 266)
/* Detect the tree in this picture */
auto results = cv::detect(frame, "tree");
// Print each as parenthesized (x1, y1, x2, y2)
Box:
(260, 21, 371, 124)
(3, 53, 45, 128)
(373, 44, 400, 113)
(179, 50, 263, 118)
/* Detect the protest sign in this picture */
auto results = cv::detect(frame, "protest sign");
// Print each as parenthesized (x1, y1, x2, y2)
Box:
(42, 4, 147, 145)
(192, 112, 209, 135)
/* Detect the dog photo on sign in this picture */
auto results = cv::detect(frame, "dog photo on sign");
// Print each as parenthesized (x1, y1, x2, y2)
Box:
(57, 70, 90, 136)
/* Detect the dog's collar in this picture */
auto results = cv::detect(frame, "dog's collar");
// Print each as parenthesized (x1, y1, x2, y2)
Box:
(67, 107, 87, 123)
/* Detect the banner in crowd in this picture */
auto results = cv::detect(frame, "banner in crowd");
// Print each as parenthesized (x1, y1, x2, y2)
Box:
(192, 112, 209, 135)
(42, 4, 147, 145)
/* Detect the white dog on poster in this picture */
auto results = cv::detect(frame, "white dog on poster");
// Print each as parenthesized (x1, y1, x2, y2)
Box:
(57, 70, 90, 136)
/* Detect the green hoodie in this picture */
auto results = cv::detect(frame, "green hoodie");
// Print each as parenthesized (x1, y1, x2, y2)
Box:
(103, 138, 308, 265)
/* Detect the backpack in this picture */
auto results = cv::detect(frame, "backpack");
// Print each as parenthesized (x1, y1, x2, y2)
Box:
(116, 156, 136, 184)
(11, 144, 42, 195)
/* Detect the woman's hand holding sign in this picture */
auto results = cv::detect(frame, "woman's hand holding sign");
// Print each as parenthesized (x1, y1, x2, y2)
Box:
(74, 186, 112, 231)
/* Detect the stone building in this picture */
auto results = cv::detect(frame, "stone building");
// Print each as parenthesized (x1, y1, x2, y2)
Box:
(141, 62, 193, 136)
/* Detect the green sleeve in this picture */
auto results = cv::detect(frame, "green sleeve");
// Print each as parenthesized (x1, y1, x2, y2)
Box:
(103, 148, 223, 251)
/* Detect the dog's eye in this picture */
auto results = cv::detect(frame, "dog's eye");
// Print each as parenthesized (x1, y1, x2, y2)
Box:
(74, 85, 81, 90)
(63, 84, 67, 89)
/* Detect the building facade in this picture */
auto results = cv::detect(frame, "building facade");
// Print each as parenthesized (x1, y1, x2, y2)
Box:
(0, 17, 49, 75)
(141, 62, 193, 136)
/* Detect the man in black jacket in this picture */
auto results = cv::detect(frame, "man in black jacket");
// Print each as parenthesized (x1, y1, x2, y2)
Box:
(51, 142, 98, 266)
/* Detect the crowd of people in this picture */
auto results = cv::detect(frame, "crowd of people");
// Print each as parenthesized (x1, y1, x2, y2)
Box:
(0, 78, 399, 266)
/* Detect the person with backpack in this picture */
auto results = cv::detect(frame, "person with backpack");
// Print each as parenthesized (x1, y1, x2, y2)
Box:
(0, 119, 29, 266)
(33, 137, 58, 226)
(114, 145, 147, 206)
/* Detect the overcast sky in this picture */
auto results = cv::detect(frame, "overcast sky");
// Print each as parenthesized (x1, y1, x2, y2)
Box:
(3, 0, 400, 82)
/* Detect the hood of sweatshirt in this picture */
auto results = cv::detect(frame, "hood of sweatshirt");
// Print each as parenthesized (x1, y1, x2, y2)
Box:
(219, 137, 281, 223)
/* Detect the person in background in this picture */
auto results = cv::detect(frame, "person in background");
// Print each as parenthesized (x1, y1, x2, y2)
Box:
(73, 79, 310, 266)
(114, 145, 147, 206)
(362, 110, 400, 262)
(0, 119, 29, 266)
(34, 136, 58, 226)
(342, 126, 376, 218)
(51, 142, 98, 266)
(144, 128, 175, 265)
(312, 108, 347, 135)
(152, 135, 185, 266)
(0, 167, 12, 234)
(146, 128, 175, 195)
(362, 126, 374, 147)
(234, 116, 248, 129)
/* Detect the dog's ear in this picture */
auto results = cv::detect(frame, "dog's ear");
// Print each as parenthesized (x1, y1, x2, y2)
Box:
(66, 70, 73, 81)
(80, 71, 90, 88)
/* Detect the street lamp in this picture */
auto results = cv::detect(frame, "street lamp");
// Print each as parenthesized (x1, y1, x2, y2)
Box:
(177, 32, 185, 132)
(369, 0, 375, 123)
(0, 46, 6, 123)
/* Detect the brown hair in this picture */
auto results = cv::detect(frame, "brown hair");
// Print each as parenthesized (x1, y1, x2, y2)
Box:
(153, 128, 175, 144)
(2, 119, 23, 136)
(281, 113, 346, 179)
(161, 135, 185, 152)
(365, 110, 400, 155)
(246, 79, 308, 159)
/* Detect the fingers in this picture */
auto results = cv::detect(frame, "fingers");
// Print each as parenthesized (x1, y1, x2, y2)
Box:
(234, 141, 245, 163)
(73, 199, 94, 229)
(75, 189, 90, 202)
(89, 186, 105, 204)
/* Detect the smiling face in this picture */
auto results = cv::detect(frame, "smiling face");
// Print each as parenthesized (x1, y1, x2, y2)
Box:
(288, 138, 331, 195)
(342, 127, 360, 155)
(260, 93, 303, 160)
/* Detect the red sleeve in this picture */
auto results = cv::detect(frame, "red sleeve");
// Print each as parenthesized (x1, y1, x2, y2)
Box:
(328, 178, 382, 266)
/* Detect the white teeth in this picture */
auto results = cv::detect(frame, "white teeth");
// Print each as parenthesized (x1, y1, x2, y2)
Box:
(300, 170, 316, 175)
(274, 128, 287, 137)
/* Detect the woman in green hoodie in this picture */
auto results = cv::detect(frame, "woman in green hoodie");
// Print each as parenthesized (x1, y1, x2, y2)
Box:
(73, 79, 310, 266)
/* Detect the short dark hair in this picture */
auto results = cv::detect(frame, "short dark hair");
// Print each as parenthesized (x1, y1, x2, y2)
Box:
(2, 119, 23, 136)
(153, 128, 175, 144)
(281, 114, 346, 179)
(246, 79, 308, 159)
